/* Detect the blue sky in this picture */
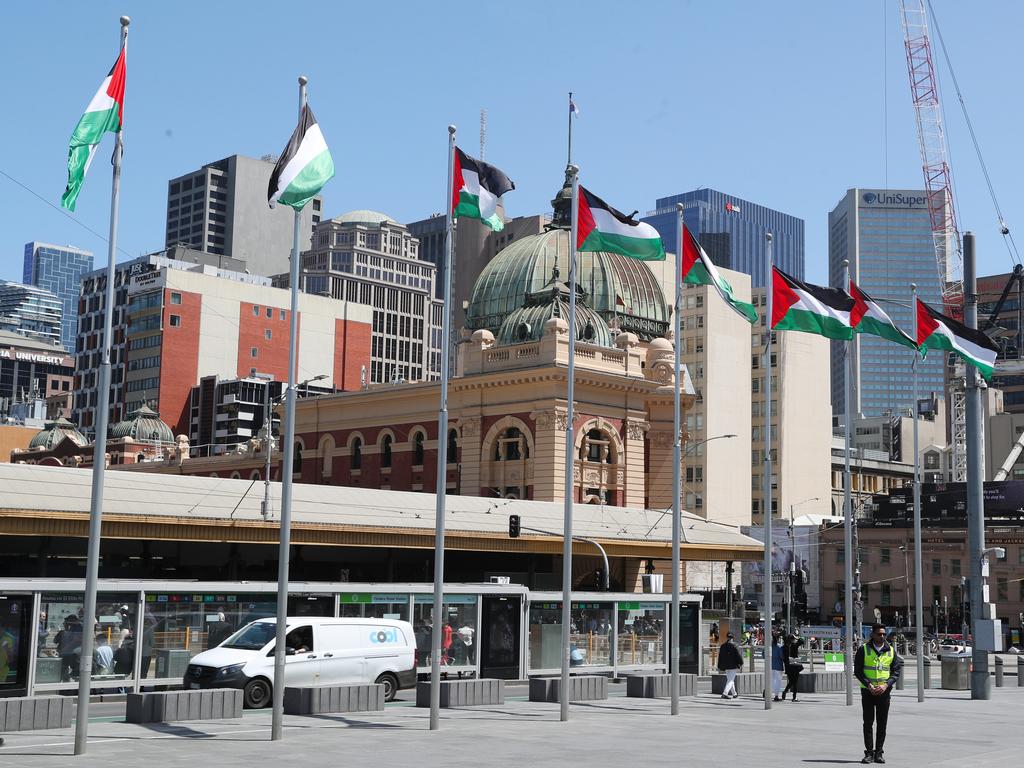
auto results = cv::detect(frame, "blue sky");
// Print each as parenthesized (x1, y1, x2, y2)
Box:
(1, 1, 1021, 287)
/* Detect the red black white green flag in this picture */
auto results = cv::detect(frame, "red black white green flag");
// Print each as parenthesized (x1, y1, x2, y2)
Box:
(680, 224, 757, 323)
(849, 280, 915, 348)
(61, 46, 126, 211)
(576, 186, 665, 261)
(771, 267, 854, 340)
(451, 148, 514, 232)
(916, 298, 999, 379)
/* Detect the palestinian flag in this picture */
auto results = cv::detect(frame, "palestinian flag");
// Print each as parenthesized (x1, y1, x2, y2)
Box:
(268, 104, 334, 211)
(849, 281, 916, 348)
(916, 298, 999, 379)
(576, 186, 665, 261)
(771, 267, 854, 340)
(61, 46, 126, 212)
(680, 224, 757, 323)
(451, 147, 514, 232)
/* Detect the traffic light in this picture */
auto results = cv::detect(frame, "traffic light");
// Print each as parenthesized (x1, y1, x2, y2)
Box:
(508, 514, 521, 538)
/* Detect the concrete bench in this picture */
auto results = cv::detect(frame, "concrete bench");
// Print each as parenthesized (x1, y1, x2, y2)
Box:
(415, 679, 504, 708)
(284, 684, 384, 715)
(711, 672, 765, 696)
(126, 689, 242, 724)
(529, 675, 608, 703)
(625, 673, 697, 698)
(0, 696, 74, 732)
(795, 671, 844, 693)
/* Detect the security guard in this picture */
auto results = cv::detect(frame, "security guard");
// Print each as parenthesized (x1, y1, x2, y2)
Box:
(854, 623, 903, 764)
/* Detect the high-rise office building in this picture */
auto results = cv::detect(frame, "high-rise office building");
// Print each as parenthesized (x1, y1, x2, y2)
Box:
(288, 210, 444, 384)
(828, 188, 947, 418)
(164, 155, 322, 277)
(641, 188, 805, 287)
(0, 281, 63, 347)
(22, 241, 93, 352)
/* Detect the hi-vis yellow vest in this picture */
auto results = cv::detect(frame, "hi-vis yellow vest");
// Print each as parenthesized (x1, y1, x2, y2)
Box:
(860, 644, 895, 689)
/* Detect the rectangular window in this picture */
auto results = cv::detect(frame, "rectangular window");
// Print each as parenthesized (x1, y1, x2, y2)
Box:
(280, 309, 286, 320)
(997, 578, 1008, 602)
(253, 305, 260, 316)
(837, 548, 845, 564)
(951, 559, 961, 576)
(251, 347, 258, 358)
(932, 558, 941, 576)
(880, 548, 890, 564)
(881, 584, 891, 606)
(169, 315, 181, 327)
(170, 292, 182, 305)
(266, 307, 273, 318)
(265, 329, 272, 340)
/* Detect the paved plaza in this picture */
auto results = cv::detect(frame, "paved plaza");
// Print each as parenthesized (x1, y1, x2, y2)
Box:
(1, 683, 1021, 767)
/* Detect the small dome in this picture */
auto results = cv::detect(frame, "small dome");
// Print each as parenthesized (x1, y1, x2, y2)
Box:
(496, 279, 613, 348)
(29, 417, 87, 450)
(110, 405, 175, 444)
(648, 337, 673, 352)
(466, 228, 669, 341)
(331, 210, 397, 227)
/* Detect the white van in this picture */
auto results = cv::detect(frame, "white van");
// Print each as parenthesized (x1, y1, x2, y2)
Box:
(183, 617, 416, 708)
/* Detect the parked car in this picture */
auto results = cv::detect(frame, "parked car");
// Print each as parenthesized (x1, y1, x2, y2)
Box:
(183, 617, 416, 708)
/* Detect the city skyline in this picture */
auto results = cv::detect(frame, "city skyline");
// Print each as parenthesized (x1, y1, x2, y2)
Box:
(1, 2, 1022, 291)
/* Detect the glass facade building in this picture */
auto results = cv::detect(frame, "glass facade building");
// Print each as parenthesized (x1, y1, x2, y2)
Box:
(0, 280, 64, 347)
(641, 188, 804, 287)
(23, 241, 94, 353)
(828, 189, 947, 418)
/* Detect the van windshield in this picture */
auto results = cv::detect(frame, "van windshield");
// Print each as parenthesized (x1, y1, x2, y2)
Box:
(222, 622, 277, 650)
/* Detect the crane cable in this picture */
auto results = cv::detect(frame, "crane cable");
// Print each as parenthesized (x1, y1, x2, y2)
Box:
(926, 0, 1022, 268)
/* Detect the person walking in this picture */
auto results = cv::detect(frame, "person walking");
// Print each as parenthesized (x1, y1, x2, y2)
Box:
(781, 633, 804, 701)
(770, 630, 786, 701)
(855, 623, 903, 764)
(718, 631, 744, 699)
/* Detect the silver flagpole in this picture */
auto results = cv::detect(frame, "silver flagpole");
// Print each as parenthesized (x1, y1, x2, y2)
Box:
(74, 15, 129, 756)
(429, 125, 456, 731)
(763, 232, 774, 711)
(670, 204, 684, 716)
(560, 164, 580, 723)
(270, 74, 307, 742)
(843, 260, 854, 706)
(911, 283, 925, 702)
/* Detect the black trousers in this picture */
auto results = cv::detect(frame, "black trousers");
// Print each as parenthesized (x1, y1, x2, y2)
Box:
(861, 689, 892, 751)
(782, 668, 801, 698)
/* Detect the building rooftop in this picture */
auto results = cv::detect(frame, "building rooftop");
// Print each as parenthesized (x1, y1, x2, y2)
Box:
(331, 210, 398, 227)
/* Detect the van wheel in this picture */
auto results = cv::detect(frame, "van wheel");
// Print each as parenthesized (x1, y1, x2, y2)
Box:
(243, 678, 272, 709)
(376, 673, 398, 702)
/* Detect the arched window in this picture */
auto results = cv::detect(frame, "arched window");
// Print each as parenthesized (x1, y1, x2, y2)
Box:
(351, 437, 362, 470)
(495, 427, 528, 460)
(230, 471, 241, 479)
(581, 429, 613, 463)
(413, 432, 425, 465)
(447, 429, 458, 464)
(294, 442, 303, 472)
(381, 434, 393, 468)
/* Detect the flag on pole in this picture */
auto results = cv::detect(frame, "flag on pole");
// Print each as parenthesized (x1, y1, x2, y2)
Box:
(451, 147, 514, 232)
(268, 104, 335, 211)
(61, 46, 126, 212)
(569, 95, 580, 117)
(576, 186, 665, 261)
(916, 298, 999, 379)
(771, 267, 854, 340)
(681, 224, 757, 323)
(849, 280, 915, 348)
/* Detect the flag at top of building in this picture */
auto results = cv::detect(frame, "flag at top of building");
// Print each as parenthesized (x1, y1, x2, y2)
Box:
(451, 147, 514, 232)
(680, 223, 757, 323)
(268, 104, 335, 211)
(576, 187, 665, 261)
(771, 267, 854, 340)
(916, 298, 999, 379)
(61, 46, 126, 212)
(849, 280, 915, 348)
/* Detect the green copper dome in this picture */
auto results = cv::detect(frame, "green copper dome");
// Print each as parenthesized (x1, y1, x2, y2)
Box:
(109, 405, 175, 443)
(466, 228, 669, 341)
(29, 417, 88, 450)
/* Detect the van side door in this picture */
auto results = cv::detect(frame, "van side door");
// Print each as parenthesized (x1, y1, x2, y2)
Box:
(318, 624, 366, 684)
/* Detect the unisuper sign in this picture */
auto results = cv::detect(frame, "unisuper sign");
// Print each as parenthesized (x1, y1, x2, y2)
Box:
(861, 191, 928, 208)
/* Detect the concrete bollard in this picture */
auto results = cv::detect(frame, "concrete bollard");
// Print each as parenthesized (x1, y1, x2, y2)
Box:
(922, 656, 932, 689)
(895, 673, 904, 690)
(1018, 657, 1024, 687)
(994, 656, 1004, 687)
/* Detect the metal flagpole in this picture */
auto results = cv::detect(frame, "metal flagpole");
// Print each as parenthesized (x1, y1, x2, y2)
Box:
(842, 260, 854, 707)
(911, 283, 925, 702)
(763, 232, 774, 711)
(560, 164, 580, 722)
(429, 125, 457, 731)
(670, 204, 684, 716)
(270, 74, 308, 742)
(74, 15, 129, 756)
(567, 92, 574, 166)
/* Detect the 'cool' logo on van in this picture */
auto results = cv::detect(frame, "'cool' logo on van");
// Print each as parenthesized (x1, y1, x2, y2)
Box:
(370, 628, 399, 644)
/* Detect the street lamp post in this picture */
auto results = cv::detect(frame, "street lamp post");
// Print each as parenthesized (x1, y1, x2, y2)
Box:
(899, 545, 912, 623)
